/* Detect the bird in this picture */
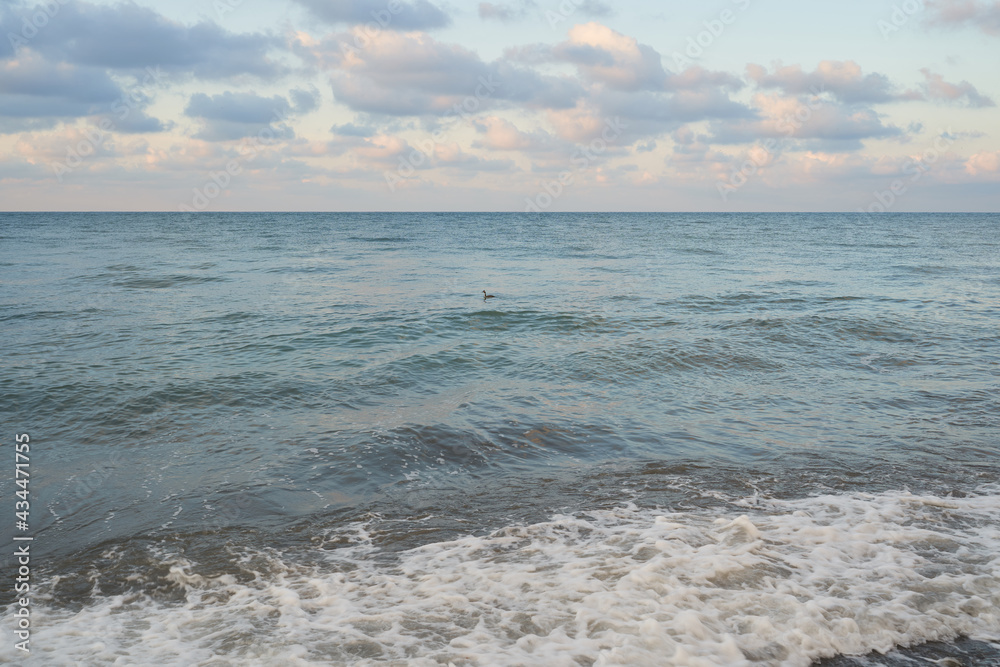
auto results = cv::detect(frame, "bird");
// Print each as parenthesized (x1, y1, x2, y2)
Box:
(483, 290, 496, 299)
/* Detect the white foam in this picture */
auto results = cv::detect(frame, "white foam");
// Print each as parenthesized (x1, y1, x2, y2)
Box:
(5, 488, 1000, 666)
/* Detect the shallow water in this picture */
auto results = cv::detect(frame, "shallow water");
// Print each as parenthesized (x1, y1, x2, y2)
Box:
(1, 212, 998, 665)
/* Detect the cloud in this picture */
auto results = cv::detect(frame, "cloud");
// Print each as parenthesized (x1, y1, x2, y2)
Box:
(351, 134, 411, 163)
(188, 120, 295, 143)
(327, 131, 515, 177)
(1, 3, 277, 133)
(0, 52, 119, 107)
(432, 142, 517, 172)
(4, 4, 994, 208)
(747, 61, 920, 104)
(919, 69, 995, 107)
(748, 62, 993, 110)
(513, 24, 742, 99)
(478, 1, 536, 22)
(331, 122, 376, 137)
(292, 0, 450, 30)
(306, 23, 750, 150)
(668, 127, 729, 169)
(472, 115, 556, 152)
(328, 70, 447, 116)
(544, 104, 614, 143)
(708, 93, 904, 148)
(524, 24, 742, 94)
(0, 5, 16, 61)
(0, 155, 48, 182)
(184, 91, 311, 141)
(666, 66, 743, 92)
(0, 1, 287, 80)
(574, 86, 750, 146)
(0, 116, 60, 134)
(576, 0, 613, 17)
(186, 91, 293, 124)
(110, 108, 170, 134)
(925, 0, 1000, 35)
(473, 116, 533, 150)
(0, 52, 140, 131)
(552, 22, 668, 91)
(941, 129, 987, 141)
(314, 29, 583, 116)
(331, 32, 495, 96)
(95, 70, 173, 134)
(965, 150, 1000, 175)
(290, 87, 322, 113)
(13, 126, 121, 164)
(491, 24, 752, 146)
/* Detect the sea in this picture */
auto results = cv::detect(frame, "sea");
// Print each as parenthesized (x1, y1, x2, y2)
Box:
(0, 212, 998, 666)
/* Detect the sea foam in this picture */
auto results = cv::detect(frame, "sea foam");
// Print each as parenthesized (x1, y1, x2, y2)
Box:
(4, 487, 999, 666)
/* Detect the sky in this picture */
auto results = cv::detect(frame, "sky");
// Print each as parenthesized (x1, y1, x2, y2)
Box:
(0, 0, 998, 211)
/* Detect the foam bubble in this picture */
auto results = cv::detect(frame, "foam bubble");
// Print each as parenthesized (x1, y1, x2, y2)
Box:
(4, 488, 999, 666)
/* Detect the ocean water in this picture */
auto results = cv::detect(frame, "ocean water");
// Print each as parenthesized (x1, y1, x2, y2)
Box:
(0, 212, 998, 666)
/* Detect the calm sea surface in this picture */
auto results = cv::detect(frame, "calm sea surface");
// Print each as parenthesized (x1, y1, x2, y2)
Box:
(1, 212, 998, 666)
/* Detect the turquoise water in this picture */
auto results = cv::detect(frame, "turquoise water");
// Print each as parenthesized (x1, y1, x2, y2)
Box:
(1, 212, 998, 665)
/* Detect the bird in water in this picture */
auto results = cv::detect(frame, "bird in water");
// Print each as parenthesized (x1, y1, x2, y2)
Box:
(483, 290, 496, 300)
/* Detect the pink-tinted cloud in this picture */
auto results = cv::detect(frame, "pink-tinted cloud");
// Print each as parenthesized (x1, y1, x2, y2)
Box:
(965, 150, 1000, 175)
(14, 126, 121, 164)
(553, 22, 668, 91)
(919, 69, 995, 107)
(517, 23, 741, 93)
(473, 116, 542, 151)
(925, 0, 1000, 35)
